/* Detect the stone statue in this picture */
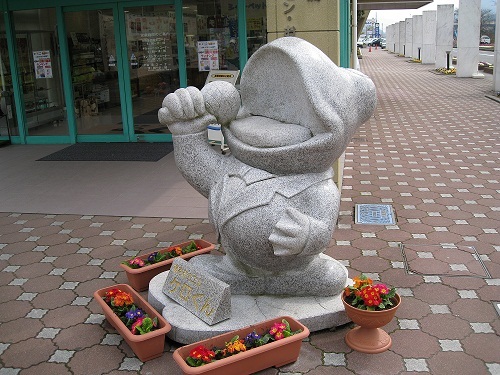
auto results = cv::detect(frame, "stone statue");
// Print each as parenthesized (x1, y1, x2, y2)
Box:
(158, 37, 376, 297)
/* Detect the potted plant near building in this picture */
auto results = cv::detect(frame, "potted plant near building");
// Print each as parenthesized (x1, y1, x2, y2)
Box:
(120, 239, 215, 291)
(342, 274, 400, 353)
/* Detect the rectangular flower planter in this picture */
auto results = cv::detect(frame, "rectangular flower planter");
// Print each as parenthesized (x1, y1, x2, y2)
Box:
(172, 316, 309, 375)
(119, 239, 215, 292)
(94, 283, 172, 362)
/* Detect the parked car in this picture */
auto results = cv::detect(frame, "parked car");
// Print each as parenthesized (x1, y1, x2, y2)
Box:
(480, 35, 490, 44)
(380, 38, 387, 49)
(368, 38, 382, 47)
(357, 38, 366, 48)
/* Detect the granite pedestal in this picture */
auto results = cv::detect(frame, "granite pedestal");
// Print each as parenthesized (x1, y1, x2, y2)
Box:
(148, 271, 350, 344)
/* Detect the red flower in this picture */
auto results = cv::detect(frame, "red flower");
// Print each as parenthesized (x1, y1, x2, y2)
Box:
(113, 291, 134, 307)
(374, 283, 389, 295)
(189, 345, 214, 363)
(131, 317, 144, 334)
(104, 288, 122, 303)
(274, 331, 284, 340)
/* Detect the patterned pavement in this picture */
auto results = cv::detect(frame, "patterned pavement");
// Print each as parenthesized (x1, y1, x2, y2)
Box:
(1, 48, 499, 374)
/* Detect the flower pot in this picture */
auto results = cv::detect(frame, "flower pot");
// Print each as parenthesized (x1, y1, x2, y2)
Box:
(172, 316, 309, 375)
(120, 239, 214, 292)
(341, 291, 401, 354)
(94, 283, 172, 361)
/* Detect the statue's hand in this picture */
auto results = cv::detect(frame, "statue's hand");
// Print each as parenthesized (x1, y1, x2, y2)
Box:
(158, 87, 215, 135)
(269, 207, 310, 256)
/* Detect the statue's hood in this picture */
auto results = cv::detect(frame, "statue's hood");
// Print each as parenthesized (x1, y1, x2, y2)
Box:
(224, 37, 376, 175)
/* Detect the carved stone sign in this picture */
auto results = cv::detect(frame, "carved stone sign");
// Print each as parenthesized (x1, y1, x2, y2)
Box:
(162, 258, 231, 325)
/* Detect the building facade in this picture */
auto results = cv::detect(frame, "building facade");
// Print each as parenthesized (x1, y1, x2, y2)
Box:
(0, 0, 351, 146)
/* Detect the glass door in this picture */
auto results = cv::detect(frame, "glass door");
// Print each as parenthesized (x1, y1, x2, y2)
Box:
(64, 7, 125, 138)
(122, 3, 178, 139)
(0, 32, 17, 139)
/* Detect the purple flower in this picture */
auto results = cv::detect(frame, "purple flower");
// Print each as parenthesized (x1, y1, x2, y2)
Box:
(125, 308, 144, 320)
(125, 310, 136, 320)
(147, 252, 159, 263)
(244, 331, 261, 347)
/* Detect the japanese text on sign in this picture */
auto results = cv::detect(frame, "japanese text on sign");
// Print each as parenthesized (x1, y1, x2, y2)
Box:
(197, 40, 219, 71)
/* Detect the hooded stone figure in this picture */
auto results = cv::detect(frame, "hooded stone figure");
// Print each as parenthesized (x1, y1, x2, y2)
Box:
(158, 37, 376, 297)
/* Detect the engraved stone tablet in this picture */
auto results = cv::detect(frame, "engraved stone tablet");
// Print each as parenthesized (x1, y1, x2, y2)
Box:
(162, 258, 231, 325)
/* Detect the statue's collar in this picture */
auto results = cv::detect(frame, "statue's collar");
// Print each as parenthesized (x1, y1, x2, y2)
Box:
(229, 165, 275, 184)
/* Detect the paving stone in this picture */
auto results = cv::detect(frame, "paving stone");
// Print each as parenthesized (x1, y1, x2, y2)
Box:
(53, 324, 105, 350)
(1, 338, 56, 368)
(17, 362, 70, 375)
(278, 342, 324, 373)
(461, 333, 500, 362)
(68, 345, 123, 375)
(427, 352, 488, 375)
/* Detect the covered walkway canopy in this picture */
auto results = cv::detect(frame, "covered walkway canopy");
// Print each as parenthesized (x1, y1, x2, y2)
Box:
(358, 0, 433, 11)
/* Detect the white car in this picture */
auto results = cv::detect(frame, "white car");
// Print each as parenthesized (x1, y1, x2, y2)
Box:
(480, 35, 490, 44)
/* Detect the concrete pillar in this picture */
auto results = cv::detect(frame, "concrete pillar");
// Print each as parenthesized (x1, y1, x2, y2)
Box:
(405, 18, 413, 58)
(456, 0, 483, 77)
(390, 24, 395, 52)
(391, 24, 397, 52)
(266, 0, 341, 64)
(387, 25, 392, 52)
(394, 22, 400, 54)
(435, 4, 455, 69)
(422, 11, 437, 64)
(412, 15, 423, 61)
(494, 1, 500, 91)
(399, 21, 406, 56)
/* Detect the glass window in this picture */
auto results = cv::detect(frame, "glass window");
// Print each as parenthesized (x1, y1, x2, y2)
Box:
(65, 9, 123, 136)
(183, 0, 239, 89)
(0, 18, 18, 137)
(13, 9, 68, 136)
(246, 2, 267, 58)
(123, 5, 179, 135)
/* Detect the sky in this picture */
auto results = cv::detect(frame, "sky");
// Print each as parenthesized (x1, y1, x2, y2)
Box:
(370, 0, 496, 32)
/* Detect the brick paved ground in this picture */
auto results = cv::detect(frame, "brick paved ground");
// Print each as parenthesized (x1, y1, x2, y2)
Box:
(1, 48, 499, 374)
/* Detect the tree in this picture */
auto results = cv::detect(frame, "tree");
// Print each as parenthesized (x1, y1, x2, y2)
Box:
(480, 8, 496, 42)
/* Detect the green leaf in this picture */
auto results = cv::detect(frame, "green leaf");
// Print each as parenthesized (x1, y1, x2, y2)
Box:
(186, 356, 202, 367)
(136, 317, 154, 334)
(283, 319, 291, 331)
(229, 335, 239, 343)
(387, 288, 397, 299)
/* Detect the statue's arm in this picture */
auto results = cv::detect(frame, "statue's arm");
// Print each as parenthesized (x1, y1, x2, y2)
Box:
(158, 84, 240, 197)
(269, 179, 339, 256)
(171, 131, 233, 198)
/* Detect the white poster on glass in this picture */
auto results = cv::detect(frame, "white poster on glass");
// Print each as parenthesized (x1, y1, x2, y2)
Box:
(197, 41, 219, 71)
(33, 50, 53, 79)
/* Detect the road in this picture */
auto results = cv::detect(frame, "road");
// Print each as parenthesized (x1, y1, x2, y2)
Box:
(452, 48, 495, 64)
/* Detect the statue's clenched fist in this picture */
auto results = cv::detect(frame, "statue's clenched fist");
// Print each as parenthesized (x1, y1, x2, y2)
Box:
(158, 82, 240, 136)
(158, 87, 215, 135)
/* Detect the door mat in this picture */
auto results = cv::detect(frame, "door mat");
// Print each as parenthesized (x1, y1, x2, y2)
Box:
(37, 142, 173, 162)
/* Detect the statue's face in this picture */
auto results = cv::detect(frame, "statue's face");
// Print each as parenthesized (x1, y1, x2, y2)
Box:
(226, 116, 312, 149)
(222, 117, 337, 175)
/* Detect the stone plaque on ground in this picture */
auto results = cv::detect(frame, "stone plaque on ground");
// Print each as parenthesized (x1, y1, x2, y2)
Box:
(162, 258, 231, 325)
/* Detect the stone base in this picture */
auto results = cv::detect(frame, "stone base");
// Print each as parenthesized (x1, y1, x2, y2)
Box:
(148, 271, 350, 344)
